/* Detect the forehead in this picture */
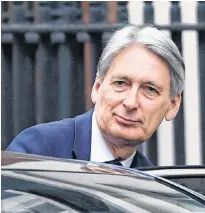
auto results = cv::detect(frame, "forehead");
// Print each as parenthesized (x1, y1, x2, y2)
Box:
(105, 44, 170, 85)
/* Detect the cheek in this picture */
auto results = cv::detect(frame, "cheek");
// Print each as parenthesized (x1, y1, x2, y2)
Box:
(141, 98, 170, 124)
(95, 90, 115, 121)
(98, 87, 124, 108)
(140, 95, 169, 112)
(96, 89, 126, 128)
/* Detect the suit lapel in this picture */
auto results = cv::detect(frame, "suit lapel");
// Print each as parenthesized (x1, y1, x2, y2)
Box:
(131, 150, 154, 168)
(73, 109, 94, 160)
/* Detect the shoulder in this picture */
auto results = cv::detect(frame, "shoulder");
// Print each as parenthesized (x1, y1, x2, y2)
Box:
(23, 117, 76, 141)
(7, 117, 75, 157)
(34, 117, 75, 134)
(7, 109, 94, 157)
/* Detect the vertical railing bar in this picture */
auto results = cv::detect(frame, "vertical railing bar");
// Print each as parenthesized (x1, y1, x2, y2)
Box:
(197, 1, 205, 164)
(57, 34, 75, 119)
(1, 1, 13, 149)
(82, 1, 93, 111)
(11, 2, 36, 138)
(35, 2, 57, 123)
(35, 34, 56, 123)
(171, 1, 185, 165)
(1, 43, 13, 150)
(12, 34, 36, 136)
(107, 1, 117, 24)
(74, 41, 86, 115)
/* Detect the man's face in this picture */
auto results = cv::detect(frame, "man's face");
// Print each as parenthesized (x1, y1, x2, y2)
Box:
(92, 44, 181, 146)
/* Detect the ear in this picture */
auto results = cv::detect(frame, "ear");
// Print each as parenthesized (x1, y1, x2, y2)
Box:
(165, 94, 181, 121)
(91, 78, 101, 104)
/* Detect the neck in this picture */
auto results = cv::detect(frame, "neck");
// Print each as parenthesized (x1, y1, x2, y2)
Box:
(103, 135, 137, 160)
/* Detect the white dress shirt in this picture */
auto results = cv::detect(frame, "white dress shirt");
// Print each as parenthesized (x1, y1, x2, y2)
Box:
(90, 111, 136, 168)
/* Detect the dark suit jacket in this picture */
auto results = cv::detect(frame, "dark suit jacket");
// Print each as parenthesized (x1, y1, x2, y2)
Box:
(7, 109, 153, 168)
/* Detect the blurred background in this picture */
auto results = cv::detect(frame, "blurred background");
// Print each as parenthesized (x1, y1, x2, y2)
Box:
(1, 1, 205, 166)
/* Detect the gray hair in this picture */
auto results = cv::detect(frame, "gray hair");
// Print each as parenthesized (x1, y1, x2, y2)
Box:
(96, 24, 185, 97)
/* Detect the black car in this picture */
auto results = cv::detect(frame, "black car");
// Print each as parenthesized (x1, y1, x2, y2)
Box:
(2, 151, 205, 213)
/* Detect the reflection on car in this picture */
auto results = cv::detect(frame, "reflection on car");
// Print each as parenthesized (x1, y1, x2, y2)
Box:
(2, 151, 205, 213)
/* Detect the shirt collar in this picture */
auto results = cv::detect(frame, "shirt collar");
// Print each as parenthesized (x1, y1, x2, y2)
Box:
(90, 110, 136, 168)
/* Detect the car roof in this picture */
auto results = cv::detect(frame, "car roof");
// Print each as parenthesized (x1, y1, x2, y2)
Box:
(1, 151, 153, 178)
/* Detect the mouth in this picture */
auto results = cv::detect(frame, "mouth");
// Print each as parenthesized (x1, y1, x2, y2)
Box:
(114, 115, 142, 126)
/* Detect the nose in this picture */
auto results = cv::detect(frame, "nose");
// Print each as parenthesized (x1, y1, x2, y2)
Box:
(123, 89, 139, 110)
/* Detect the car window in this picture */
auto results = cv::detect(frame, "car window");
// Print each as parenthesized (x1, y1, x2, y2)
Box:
(169, 177, 205, 196)
(2, 170, 205, 213)
(138, 167, 205, 197)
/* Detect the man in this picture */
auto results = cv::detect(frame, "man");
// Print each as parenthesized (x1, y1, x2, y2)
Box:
(7, 24, 185, 168)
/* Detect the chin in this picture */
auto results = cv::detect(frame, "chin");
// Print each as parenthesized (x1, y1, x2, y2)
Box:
(111, 129, 145, 143)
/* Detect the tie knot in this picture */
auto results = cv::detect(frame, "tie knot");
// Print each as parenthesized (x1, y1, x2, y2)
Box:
(104, 159, 123, 166)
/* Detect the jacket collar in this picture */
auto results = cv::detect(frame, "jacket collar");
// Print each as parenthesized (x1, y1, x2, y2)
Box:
(73, 109, 94, 160)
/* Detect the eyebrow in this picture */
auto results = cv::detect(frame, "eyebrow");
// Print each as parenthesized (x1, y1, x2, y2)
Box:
(110, 74, 131, 81)
(110, 74, 163, 90)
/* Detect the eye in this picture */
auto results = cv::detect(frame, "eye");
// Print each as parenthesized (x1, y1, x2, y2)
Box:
(145, 86, 159, 95)
(112, 80, 129, 92)
(115, 81, 127, 87)
(147, 86, 157, 93)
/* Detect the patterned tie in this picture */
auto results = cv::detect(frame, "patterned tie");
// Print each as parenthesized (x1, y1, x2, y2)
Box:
(104, 159, 123, 166)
